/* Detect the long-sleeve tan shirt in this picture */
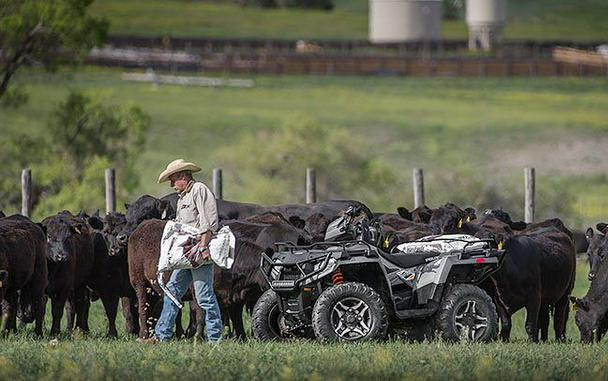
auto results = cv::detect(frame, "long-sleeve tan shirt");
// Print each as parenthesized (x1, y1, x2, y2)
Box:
(176, 181, 218, 233)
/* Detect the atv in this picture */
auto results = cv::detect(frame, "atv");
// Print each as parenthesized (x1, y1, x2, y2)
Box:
(252, 206, 505, 343)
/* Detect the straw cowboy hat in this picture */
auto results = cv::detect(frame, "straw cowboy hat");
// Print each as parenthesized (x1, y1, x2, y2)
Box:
(158, 159, 201, 183)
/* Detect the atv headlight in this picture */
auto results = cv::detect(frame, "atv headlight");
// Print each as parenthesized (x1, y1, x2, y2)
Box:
(271, 265, 282, 280)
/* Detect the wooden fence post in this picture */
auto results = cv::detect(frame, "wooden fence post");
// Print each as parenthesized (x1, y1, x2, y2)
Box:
(21, 168, 31, 218)
(306, 168, 316, 204)
(524, 167, 535, 223)
(213, 168, 223, 200)
(105, 168, 116, 214)
(413, 168, 425, 209)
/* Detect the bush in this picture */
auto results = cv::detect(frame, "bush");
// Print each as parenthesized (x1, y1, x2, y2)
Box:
(216, 116, 400, 210)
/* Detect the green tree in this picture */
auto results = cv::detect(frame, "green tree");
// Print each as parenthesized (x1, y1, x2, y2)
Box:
(0, 91, 150, 219)
(0, 0, 107, 105)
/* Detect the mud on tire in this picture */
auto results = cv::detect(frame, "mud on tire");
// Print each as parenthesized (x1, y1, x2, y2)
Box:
(435, 284, 498, 343)
(312, 282, 388, 343)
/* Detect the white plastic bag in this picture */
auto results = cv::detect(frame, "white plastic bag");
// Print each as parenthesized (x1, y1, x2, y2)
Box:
(157, 221, 236, 308)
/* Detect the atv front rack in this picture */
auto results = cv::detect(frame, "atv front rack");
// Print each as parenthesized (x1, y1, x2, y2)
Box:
(260, 240, 374, 291)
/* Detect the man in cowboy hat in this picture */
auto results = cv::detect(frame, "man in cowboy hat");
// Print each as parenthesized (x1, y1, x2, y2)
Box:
(154, 159, 223, 342)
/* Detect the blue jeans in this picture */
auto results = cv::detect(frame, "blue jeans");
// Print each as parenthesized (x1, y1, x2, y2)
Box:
(155, 265, 223, 342)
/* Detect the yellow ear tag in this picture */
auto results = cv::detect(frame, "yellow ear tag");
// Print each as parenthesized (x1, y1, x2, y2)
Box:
(497, 241, 504, 250)
(384, 237, 390, 248)
(457, 219, 464, 228)
(74, 227, 81, 234)
(466, 216, 471, 222)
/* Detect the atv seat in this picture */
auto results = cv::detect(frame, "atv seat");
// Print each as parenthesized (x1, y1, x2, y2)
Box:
(377, 250, 440, 268)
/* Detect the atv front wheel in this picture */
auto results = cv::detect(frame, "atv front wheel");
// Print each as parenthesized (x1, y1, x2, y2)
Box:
(435, 284, 498, 342)
(312, 282, 388, 343)
(252, 290, 286, 341)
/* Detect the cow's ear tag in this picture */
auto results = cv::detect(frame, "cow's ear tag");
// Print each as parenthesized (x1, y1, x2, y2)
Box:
(74, 226, 81, 234)
(497, 241, 504, 250)
(466, 216, 471, 222)
(457, 218, 464, 228)
(383, 237, 390, 248)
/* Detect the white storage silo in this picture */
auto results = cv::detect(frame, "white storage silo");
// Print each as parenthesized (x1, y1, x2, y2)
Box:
(466, 0, 506, 51)
(369, 0, 442, 43)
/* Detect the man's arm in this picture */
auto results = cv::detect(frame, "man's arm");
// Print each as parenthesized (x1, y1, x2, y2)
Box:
(192, 183, 219, 260)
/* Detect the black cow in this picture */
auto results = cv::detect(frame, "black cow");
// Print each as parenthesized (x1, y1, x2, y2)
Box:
(80, 211, 139, 337)
(116, 195, 172, 248)
(571, 233, 608, 343)
(463, 215, 576, 342)
(41, 211, 95, 335)
(0, 215, 47, 336)
(429, 203, 476, 234)
(585, 223, 608, 281)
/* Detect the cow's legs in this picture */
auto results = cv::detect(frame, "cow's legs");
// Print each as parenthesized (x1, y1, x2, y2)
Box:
(525, 302, 541, 342)
(229, 304, 246, 341)
(65, 298, 75, 333)
(539, 304, 550, 342)
(50, 293, 68, 336)
(73, 286, 90, 333)
(175, 308, 184, 338)
(135, 285, 150, 338)
(186, 301, 204, 339)
(553, 295, 570, 342)
(121, 296, 138, 335)
(100, 293, 119, 337)
(1, 292, 17, 335)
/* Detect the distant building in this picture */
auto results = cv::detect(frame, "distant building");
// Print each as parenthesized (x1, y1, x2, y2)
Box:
(466, 0, 506, 51)
(369, 0, 442, 43)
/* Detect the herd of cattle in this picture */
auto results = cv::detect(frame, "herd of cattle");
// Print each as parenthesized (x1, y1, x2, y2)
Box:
(1, 194, 607, 343)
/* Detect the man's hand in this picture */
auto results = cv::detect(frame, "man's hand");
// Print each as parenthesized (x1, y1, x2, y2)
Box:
(197, 243, 211, 261)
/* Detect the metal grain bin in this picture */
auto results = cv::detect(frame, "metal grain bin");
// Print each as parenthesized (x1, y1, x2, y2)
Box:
(466, 0, 506, 51)
(369, 0, 442, 43)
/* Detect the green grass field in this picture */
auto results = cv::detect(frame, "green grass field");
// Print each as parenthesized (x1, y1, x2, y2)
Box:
(88, 0, 608, 41)
(2, 67, 608, 228)
(0, 261, 601, 381)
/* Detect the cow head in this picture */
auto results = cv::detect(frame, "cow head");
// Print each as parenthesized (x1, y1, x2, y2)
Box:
(396, 207, 412, 221)
(429, 203, 466, 234)
(571, 296, 601, 344)
(115, 195, 171, 250)
(586, 224, 608, 281)
(41, 211, 83, 262)
(411, 205, 432, 224)
(102, 212, 127, 256)
(483, 208, 527, 231)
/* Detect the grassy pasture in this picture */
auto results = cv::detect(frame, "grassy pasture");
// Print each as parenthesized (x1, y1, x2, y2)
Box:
(2, 67, 608, 227)
(0, 261, 602, 381)
(88, 0, 608, 41)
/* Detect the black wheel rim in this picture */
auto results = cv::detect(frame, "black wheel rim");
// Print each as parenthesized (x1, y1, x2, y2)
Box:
(267, 304, 284, 338)
(454, 299, 489, 341)
(330, 297, 373, 340)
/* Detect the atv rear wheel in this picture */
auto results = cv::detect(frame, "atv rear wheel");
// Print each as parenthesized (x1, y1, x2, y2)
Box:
(252, 290, 286, 341)
(312, 282, 388, 343)
(435, 284, 498, 342)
